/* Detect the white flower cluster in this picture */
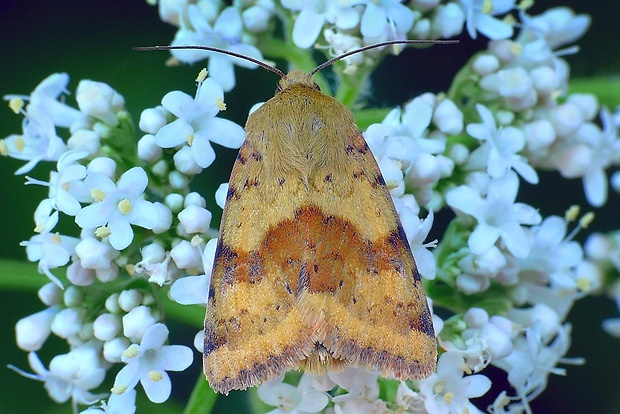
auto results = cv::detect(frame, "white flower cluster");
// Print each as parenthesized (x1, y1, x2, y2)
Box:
(3, 1, 619, 414)
(2, 70, 245, 412)
(150, 0, 519, 82)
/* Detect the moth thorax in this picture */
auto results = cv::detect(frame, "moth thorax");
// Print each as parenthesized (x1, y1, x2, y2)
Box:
(277, 70, 320, 93)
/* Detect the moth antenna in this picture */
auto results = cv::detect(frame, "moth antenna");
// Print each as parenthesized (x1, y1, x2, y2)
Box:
(310, 39, 459, 76)
(133, 45, 286, 78)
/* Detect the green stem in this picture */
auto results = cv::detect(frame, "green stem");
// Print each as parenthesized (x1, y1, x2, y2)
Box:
(569, 77, 620, 106)
(183, 375, 218, 414)
(0, 259, 45, 291)
(161, 292, 205, 328)
(334, 65, 373, 108)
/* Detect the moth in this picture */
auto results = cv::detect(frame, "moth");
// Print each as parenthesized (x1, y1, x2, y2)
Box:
(138, 40, 454, 394)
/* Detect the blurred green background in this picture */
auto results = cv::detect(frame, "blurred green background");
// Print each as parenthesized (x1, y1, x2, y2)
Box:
(0, 1, 619, 413)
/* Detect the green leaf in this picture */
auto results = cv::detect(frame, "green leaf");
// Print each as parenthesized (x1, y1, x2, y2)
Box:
(184, 375, 218, 414)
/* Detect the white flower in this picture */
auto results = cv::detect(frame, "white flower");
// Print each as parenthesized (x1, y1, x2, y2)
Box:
(171, 6, 264, 91)
(113, 323, 193, 404)
(418, 352, 491, 413)
(80, 388, 136, 414)
(581, 108, 620, 207)
(357, 0, 415, 40)
(242, 0, 276, 33)
(154, 77, 245, 169)
(431, 3, 466, 39)
(215, 182, 229, 209)
(170, 238, 217, 305)
(466, 104, 539, 184)
(10, 347, 107, 412)
(328, 367, 380, 403)
(21, 231, 80, 288)
(393, 197, 436, 279)
(257, 373, 330, 413)
(518, 7, 591, 50)
(30, 198, 59, 234)
(282, 0, 360, 49)
(76, 80, 124, 126)
(493, 323, 578, 411)
(2, 105, 67, 174)
(26, 150, 91, 216)
(11, 73, 82, 128)
(75, 167, 159, 250)
(459, 0, 514, 40)
(456, 245, 510, 294)
(518, 215, 583, 290)
(446, 172, 541, 258)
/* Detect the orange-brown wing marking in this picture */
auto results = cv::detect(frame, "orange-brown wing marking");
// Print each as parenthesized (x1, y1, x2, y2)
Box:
(204, 136, 316, 394)
(297, 130, 436, 380)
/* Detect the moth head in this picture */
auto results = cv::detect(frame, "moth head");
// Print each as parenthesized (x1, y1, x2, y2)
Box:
(276, 71, 321, 94)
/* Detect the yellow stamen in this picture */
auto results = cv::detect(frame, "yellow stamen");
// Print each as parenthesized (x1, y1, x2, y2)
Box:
(509, 41, 522, 56)
(148, 370, 164, 381)
(13, 136, 26, 152)
(118, 198, 132, 215)
(579, 212, 594, 228)
(216, 98, 227, 111)
(91, 188, 106, 202)
(565, 205, 580, 221)
(8, 97, 24, 114)
(196, 68, 208, 83)
(123, 345, 139, 359)
(577, 277, 591, 293)
(111, 385, 128, 394)
(95, 226, 111, 238)
(482, 0, 493, 14)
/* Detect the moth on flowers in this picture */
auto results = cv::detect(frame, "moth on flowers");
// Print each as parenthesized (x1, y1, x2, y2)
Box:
(137, 40, 457, 394)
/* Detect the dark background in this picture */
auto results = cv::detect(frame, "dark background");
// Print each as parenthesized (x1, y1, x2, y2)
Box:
(0, 1, 618, 413)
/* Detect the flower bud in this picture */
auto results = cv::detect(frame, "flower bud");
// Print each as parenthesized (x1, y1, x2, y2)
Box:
(87, 157, 116, 178)
(137, 134, 163, 162)
(122, 305, 157, 342)
(139, 107, 168, 134)
(171, 240, 203, 270)
(174, 146, 203, 175)
(118, 289, 142, 312)
(38, 283, 63, 306)
(103, 337, 130, 363)
(472, 54, 500, 76)
(93, 313, 121, 341)
(16, 307, 59, 351)
(51, 308, 83, 338)
(178, 205, 212, 234)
